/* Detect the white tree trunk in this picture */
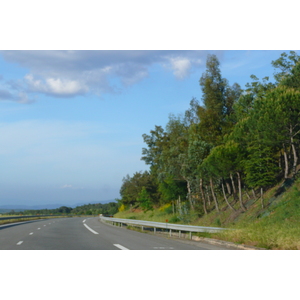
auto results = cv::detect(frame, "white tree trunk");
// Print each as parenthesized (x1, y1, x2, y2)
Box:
(210, 177, 219, 212)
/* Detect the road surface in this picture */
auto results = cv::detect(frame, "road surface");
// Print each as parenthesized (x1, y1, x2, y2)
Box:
(0, 217, 235, 250)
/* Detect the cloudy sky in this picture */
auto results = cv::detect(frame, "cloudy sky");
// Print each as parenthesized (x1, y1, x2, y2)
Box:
(0, 49, 297, 208)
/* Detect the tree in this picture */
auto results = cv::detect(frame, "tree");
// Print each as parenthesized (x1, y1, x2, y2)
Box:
(198, 54, 241, 146)
(244, 144, 279, 208)
(259, 86, 300, 176)
(119, 171, 158, 207)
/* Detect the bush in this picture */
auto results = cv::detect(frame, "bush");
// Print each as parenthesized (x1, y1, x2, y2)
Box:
(119, 204, 126, 212)
(169, 215, 180, 223)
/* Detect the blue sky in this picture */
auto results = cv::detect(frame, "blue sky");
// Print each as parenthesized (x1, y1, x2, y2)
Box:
(0, 50, 297, 208)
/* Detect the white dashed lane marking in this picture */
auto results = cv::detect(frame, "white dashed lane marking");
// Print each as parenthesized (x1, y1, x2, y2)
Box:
(114, 244, 129, 250)
(83, 223, 99, 234)
(17, 241, 23, 245)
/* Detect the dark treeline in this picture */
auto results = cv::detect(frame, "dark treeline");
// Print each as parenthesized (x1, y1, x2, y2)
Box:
(7, 202, 118, 216)
(118, 51, 300, 215)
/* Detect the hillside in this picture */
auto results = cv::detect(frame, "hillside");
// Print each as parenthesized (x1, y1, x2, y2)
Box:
(114, 176, 300, 249)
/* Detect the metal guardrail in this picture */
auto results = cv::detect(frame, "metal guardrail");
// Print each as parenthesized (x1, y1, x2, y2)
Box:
(100, 216, 227, 235)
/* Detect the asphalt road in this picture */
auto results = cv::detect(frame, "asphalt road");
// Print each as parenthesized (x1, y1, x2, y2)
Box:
(0, 217, 234, 250)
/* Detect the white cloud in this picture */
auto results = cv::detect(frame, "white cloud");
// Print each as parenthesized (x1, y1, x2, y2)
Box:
(0, 50, 215, 101)
(169, 57, 192, 79)
(25, 74, 88, 97)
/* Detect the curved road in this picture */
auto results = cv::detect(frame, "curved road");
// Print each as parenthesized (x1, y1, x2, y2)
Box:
(0, 217, 234, 250)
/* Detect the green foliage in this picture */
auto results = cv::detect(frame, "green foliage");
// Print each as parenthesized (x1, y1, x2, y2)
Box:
(244, 145, 279, 189)
(137, 187, 153, 212)
(271, 51, 300, 84)
(158, 175, 187, 204)
(119, 171, 158, 207)
(198, 54, 242, 146)
(71, 202, 119, 215)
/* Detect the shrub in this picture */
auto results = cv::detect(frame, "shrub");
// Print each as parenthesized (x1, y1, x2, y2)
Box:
(119, 204, 126, 212)
(169, 215, 180, 223)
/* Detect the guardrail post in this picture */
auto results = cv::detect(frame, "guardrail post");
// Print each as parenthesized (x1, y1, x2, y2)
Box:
(189, 232, 192, 239)
(154, 227, 156, 234)
(179, 231, 181, 238)
(169, 229, 172, 237)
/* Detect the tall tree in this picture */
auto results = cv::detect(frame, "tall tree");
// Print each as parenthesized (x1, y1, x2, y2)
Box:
(198, 54, 242, 146)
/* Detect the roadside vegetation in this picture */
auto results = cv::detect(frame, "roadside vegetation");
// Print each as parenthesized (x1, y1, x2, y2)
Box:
(115, 51, 300, 250)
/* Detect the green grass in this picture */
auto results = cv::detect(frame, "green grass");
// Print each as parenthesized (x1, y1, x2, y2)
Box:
(212, 184, 300, 249)
(114, 178, 300, 249)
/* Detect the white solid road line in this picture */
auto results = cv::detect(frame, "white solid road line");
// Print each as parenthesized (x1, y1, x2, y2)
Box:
(29, 232, 33, 235)
(17, 241, 23, 245)
(114, 244, 129, 250)
(83, 223, 99, 234)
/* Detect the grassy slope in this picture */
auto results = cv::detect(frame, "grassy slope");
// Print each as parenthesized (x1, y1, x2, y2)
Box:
(114, 177, 300, 249)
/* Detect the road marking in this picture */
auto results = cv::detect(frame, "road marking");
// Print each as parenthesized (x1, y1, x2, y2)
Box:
(83, 223, 99, 234)
(29, 232, 33, 235)
(38, 228, 41, 230)
(114, 244, 129, 250)
(44, 225, 46, 226)
(83, 219, 86, 223)
(17, 241, 23, 245)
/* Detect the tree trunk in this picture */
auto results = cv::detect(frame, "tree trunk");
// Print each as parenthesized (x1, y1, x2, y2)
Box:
(230, 173, 237, 194)
(210, 177, 220, 212)
(245, 190, 251, 200)
(283, 144, 289, 178)
(186, 180, 194, 210)
(206, 185, 211, 206)
(252, 188, 256, 200)
(226, 181, 231, 195)
(291, 136, 298, 175)
(177, 195, 182, 214)
(221, 180, 235, 211)
(236, 172, 246, 211)
(200, 178, 207, 214)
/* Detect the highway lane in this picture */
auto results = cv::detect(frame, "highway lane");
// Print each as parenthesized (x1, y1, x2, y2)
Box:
(0, 217, 234, 250)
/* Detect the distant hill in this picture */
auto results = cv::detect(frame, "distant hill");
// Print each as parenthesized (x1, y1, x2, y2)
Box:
(0, 199, 117, 212)
(73, 199, 117, 207)
(0, 208, 25, 213)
